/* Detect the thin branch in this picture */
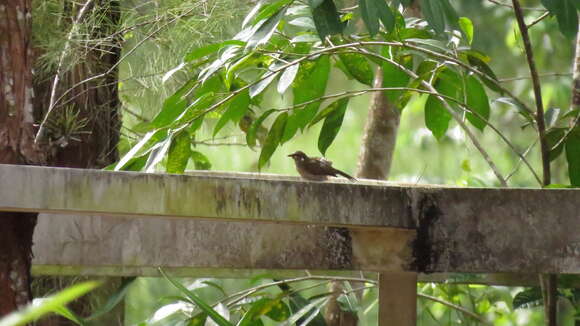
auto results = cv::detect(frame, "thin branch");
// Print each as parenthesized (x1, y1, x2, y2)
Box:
(486, 0, 545, 11)
(527, 11, 550, 29)
(511, 0, 550, 186)
(419, 293, 493, 326)
(499, 72, 572, 82)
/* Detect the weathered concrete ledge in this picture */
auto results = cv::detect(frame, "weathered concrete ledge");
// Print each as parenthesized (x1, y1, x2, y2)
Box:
(1, 164, 580, 274)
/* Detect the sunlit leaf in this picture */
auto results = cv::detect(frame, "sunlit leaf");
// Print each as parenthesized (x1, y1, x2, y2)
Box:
(338, 53, 374, 86)
(184, 40, 245, 62)
(247, 8, 287, 49)
(277, 64, 300, 94)
(0, 282, 100, 326)
(253, 0, 293, 24)
(167, 130, 192, 174)
(144, 137, 172, 172)
(459, 17, 473, 44)
(250, 72, 279, 98)
(318, 97, 349, 155)
(259, 112, 288, 168)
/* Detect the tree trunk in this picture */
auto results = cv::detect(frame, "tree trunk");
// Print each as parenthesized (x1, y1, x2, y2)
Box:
(31, 0, 123, 324)
(355, 68, 400, 179)
(0, 0, 44, 315)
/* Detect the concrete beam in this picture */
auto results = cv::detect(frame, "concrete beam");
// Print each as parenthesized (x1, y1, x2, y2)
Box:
(1, 164, 579, 274)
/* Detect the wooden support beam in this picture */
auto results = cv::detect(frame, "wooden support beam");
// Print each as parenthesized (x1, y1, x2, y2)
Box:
(0, 164, 577, 274)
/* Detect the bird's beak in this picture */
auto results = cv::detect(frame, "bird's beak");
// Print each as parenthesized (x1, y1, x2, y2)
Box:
(288, 153, 294, 157)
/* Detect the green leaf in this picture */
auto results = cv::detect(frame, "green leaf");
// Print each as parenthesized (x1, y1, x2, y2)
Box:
(359, 0, 380, 36)
(440, 0, 459, 28)
(311, 0, 345, 40)
(259, 112, 288, 169)
(150, 79, 199, 129)
(160, 269, 233, 326)
(185, 40, 246, 62)
(337, 53, 374, 86)
(0, 282, 100, 326)
(458, 17, 473, 44)
(191, 151, 212, 170)
(544, 107, 561, 128)
(167, 130, 192, 174)
(309, 0, 325, 8)
(247, 109, 277, 148)
(382, 55, 412, 103)
(188, 313, 208, 326)
(425, 94, 452, 140)
(546, 128, 566, 161)
(214, 90, 251, 137)
(542, 0, 578, 39)
(373, 0, 395, 32)
(85, 278, 136, 322)
(277, 64, 300, 94)
(253, 0, 293, 24)
(173, 93, 216, 127)
(513, 287, 543, 309)
(421, 0, 446, 34)
(247, 8, 287, 49)
(464, 75, 490, 131)
(464, 52, 502, 94)
(292, 55, 330, 130)
(237, 298, 290, 326)
(318, 97, 349, 155)
(565, 127, 580, 186)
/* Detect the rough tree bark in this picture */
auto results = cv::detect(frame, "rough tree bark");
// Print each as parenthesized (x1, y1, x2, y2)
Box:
(0, 0, 45, 315)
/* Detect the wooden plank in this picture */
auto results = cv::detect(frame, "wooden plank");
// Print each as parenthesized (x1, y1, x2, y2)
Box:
(379, 272, 417, 326)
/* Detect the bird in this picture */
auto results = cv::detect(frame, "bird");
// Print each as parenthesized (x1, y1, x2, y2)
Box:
(288, 151, 356, 182)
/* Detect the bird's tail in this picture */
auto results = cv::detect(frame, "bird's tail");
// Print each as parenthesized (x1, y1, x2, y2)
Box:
(334, 169, 357, 182)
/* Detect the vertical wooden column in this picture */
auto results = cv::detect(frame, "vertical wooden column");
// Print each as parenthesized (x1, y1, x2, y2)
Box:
(378, 272, 417, 326)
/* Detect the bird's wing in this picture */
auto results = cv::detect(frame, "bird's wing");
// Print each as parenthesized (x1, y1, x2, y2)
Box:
(303, 158, 337, 176)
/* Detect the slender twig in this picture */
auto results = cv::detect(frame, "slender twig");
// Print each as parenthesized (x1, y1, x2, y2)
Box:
(486, 0, 544, 11)
(419, 293, 493, 325)
(505, 140, 537, 181)
(499, 72, 571, 82)
(511, 0, 549, 186)
(527, 11, 550, 29)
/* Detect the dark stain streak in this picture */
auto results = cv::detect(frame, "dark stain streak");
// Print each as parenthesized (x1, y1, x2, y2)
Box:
(411, 193, 441, 273)
(324, 227, 353, 269)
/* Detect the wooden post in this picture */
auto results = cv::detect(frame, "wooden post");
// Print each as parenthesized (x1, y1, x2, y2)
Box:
(378, 272, 417, 326)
